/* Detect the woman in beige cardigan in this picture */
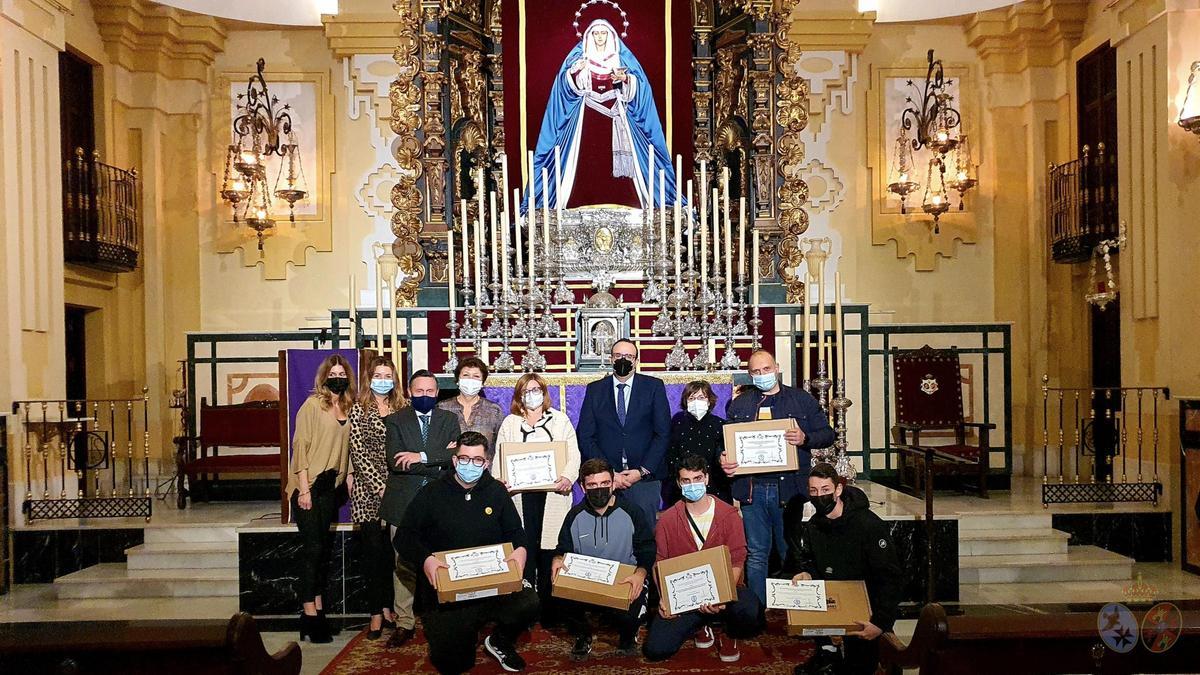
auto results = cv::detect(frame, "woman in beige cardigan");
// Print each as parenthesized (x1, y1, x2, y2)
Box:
(495, 372, 580, 625)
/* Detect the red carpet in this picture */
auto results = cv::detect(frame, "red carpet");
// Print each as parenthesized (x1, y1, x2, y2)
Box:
(321, 615, 815, 674)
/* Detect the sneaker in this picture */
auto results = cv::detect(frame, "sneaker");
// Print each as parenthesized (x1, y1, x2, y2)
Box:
(693, 625, 715, 649)
(485, 634, 526, 672)
(570, 634, 593, 661)
(717, 634, 740, 663)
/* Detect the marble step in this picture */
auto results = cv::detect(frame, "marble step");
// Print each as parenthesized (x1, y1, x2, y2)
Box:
(144, 526, 239, 545)
(125, 542, 238, 571)
(957, 513, 1053, 532)
(959, 545, 1133, 584)
(958, 528, 1071, 556)
(54, 563, 238, 599)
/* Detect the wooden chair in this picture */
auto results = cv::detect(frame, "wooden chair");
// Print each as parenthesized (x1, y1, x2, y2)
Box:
(184, 398, 281, 504)
(890, 345, 994, 498)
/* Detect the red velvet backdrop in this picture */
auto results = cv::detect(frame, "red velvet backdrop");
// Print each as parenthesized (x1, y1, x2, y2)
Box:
(501, 0, 694, 203)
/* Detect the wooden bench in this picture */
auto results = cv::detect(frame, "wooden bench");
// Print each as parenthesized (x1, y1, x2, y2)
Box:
(881, 603, 1200, 674)
(0, 612, 300, 674)
(184, 398, 281, 504)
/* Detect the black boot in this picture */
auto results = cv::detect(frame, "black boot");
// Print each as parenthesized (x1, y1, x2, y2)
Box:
(300, 611, 333, 644)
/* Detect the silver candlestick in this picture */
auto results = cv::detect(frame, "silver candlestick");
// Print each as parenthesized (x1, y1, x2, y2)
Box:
(443, 317, 461, 374)
(719, 303, 741, 370)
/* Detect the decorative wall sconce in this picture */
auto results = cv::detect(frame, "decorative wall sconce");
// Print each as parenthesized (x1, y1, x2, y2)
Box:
(219, 58, 309, 255)
(1180, 61, 1200, 138)
(890, 50, 976, 231)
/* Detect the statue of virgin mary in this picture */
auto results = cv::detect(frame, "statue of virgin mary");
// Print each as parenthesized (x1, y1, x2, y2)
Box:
(525, 18, 684, 211)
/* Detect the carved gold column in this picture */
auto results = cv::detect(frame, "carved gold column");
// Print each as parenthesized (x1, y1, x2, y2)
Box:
(389, 0, 427, 307)
(773, 3, 811, 303)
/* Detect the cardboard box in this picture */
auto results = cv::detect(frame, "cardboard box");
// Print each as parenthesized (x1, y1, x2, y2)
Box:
(551, 556, 638, 610)
(786, 580, 872, 637)
(495, 441, 569, 492)
(721, 418, 801, 476)
(433, 542, 524, 604)
(654, 545, 737, 615)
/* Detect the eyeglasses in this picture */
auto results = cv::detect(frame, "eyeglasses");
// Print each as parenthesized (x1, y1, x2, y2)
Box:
(612, 353, 637, 361)
(522, 387, 545, 395)
(454, 456, 487, 467)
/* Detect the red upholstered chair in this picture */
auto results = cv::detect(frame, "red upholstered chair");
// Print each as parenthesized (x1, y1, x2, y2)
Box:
(890, 345, 994, 498)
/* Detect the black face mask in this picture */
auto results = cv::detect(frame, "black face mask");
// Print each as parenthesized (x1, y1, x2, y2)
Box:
(585, 486, 612, 509)
(811, 493, 837, 517)
(612, 358, 634, 377)
(325, 377, 350, 395)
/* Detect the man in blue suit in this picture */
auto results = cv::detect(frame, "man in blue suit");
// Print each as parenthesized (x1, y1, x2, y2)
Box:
(722, 349, 834, 606)
(577, 339, 672, 521)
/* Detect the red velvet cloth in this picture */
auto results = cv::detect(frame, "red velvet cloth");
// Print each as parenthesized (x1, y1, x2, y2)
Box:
(501, 0, 693, 206)
(892, 346, 965, 427)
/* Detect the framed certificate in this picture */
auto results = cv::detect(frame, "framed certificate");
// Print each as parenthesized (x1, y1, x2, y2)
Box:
(766, 579, 827, 611)
(496, 441, 567, 492)
(721, 418, 801, 475)
(445, 544, 509, 582)
(560, 553, 621, 586)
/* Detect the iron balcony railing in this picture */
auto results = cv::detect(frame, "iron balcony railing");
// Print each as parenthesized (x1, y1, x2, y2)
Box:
(62, 147, 141, 272)
(1046, 143, 1118, 263)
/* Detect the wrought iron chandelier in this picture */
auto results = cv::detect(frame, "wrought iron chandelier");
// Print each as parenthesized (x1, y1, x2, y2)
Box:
(887, 50, 976, 232)
(1180, 60, 1200, 139)
(219, 58, 308, 254)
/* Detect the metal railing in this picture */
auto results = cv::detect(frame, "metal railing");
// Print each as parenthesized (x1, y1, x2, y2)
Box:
(10, 391, 154, 521)
(1046, 143, 1118, 263)
(63, 147, 141, 272)
(1040, 379, 1168, 505)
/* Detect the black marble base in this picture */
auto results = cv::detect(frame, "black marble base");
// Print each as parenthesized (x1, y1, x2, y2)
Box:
(12, 528, 144, 584)
(1051, 512, 1172, 562)
(886, 520, 959, 603)
(239, 530, 370, 617)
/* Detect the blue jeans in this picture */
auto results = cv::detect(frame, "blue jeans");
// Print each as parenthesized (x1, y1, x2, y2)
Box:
(740, 481, 788, 606)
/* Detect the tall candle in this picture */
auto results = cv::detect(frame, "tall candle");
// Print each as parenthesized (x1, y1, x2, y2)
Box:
(349, 274, 357, 349)
(699, 160, 708, 262)
(648, 152, 655, 209)
(460, 200, 470, 291)
(817, 264, 826, 371)
(673, 187, 682, 283)
(474, 219, 483, 309)
(389, 277, 398, 363)
(498, 192, 509, 291)
(490, 192, 499, 285)
(500, 153, 510, 216)
(711, 188, 720, 284)
(476, 166, 485, 242)
(686, 180, 694, 273)
(447, 225, 456, 313)
(376, 268, 384, 355)
(553, 146, 563, 217)
(674, 154, 682, 224)
(802, 268, 810, 382)
(514, 190, 523, 275)
(527, 149, 535, 212)
(835, 271, 845, 379)
(700, 191, 708, 285)
(524, 188, 534, 283)
(738, 197, 747, 284)
(541, 167, 550, 252)
(658, 170, 667, 253)
(723, 174, 732, 301)
(752, 230, 760, 307)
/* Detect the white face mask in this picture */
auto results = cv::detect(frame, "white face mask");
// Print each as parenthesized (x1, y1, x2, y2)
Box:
(687, 399, 709, 420)
(523, 390, 545, 410)
(457, 377, 483, 397)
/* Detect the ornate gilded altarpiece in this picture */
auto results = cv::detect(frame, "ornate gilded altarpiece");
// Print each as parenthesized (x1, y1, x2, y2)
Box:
(385, 0, 811, 306)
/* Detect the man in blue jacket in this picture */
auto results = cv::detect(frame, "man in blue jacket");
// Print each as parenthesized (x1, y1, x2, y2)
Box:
(577, 339, 672, 522)
(721, 349, 834, 605)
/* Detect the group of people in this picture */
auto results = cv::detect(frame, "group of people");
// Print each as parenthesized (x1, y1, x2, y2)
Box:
(286, 342, 901, 674)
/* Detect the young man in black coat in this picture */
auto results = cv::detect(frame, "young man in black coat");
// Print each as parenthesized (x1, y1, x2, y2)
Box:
(784, 462, 902, 675)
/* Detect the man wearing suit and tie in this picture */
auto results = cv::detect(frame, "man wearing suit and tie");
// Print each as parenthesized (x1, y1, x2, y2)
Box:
(380, 369, 461, 648)
(577, 339, 672, 522)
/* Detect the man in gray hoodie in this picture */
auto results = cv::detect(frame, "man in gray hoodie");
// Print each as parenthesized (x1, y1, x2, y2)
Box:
(552, 457, 656, 661)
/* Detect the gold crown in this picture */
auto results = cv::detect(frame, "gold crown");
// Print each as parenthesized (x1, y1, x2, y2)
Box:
(1122, 573, 1158, 604)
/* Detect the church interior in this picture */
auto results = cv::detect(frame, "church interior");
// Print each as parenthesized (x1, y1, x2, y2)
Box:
(3, 0, 1200, 672)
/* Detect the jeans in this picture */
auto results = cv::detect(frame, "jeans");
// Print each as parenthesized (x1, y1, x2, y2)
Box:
(642, 586, 764, 661)
(292, 489, 337, 604)
(422, 587, 540, 674)
(740, 480, 789, 606)
(560, 586, 647, 643)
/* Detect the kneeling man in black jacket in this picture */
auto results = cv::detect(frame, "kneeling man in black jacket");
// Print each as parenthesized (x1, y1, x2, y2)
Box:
(784, 462, 901, 675)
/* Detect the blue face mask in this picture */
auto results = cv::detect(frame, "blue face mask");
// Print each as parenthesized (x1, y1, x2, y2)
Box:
(681, 482, 707, 502)
(752, 372, 778, 392)
(455, 461, 485, 484)
(411, 395, 438, 414)
(370, 378, 395, 395)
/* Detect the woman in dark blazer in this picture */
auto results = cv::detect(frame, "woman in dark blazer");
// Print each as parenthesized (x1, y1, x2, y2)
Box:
(663, 380, 731, 505)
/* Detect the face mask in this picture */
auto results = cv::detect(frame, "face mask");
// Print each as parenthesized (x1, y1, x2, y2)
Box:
(811, 493, 837, 517)
(457, 378, 483, 397)
(681, 483, 707, 503)
(752, 372, 778, 392)
(411, 395, 438, 414)
(370, 378, 395, 395)
(612, 358, 634, 378)
(523, 390, 545, 410)
(455, 461, 485, 484)
(585, 486, 611, 509)
(687, 399, 709, 420)
(325, 377, 349, 395)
